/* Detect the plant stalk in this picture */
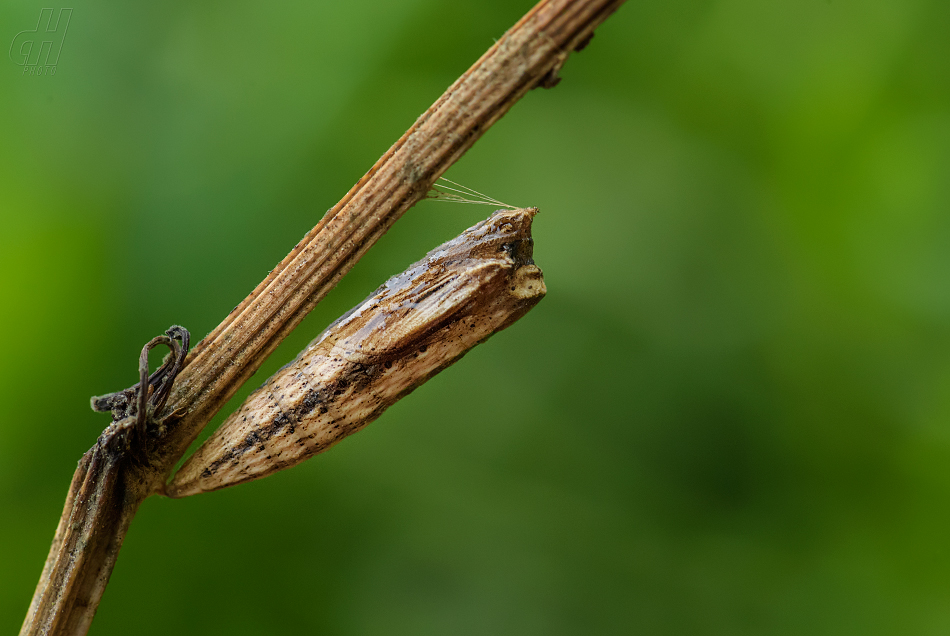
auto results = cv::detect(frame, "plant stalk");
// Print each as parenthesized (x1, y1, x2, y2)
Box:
(19, 1, 627, 634)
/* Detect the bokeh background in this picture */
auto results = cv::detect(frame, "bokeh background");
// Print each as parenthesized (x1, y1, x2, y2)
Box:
(2, 0, 950, 633)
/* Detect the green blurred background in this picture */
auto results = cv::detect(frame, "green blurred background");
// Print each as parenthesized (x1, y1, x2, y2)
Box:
(3, 0, 950, 633)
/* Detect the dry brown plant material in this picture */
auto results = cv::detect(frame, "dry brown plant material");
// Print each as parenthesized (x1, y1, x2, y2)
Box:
(20, 2, 626, 634)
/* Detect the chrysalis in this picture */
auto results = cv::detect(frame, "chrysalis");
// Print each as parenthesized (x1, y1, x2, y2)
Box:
(167, 207, 545, 497)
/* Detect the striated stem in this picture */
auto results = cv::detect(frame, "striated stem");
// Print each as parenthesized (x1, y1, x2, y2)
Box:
(20, 427, 152, 636)
(20, 1, 627, 635)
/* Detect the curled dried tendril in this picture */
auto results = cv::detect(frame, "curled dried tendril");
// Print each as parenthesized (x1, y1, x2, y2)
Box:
(91, 326, 191, 432)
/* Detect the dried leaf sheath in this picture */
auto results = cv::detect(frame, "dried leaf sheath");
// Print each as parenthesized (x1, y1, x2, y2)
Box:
(168, 208, 545, 497)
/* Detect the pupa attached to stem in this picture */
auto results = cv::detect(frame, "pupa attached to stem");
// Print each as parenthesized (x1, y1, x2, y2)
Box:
(167, 206, 545, 497)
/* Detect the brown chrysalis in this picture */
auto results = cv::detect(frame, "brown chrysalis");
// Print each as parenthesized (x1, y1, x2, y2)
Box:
(167, 206, 545, 497)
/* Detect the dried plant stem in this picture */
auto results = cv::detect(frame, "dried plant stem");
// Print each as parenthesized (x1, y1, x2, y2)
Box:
(19, 1, 627, 635)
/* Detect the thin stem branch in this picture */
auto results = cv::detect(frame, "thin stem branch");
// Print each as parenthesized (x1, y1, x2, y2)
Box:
(19, 1, 627, 634)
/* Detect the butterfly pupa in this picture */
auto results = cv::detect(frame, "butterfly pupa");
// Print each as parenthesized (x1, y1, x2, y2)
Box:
(167, 206, 545, 497)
